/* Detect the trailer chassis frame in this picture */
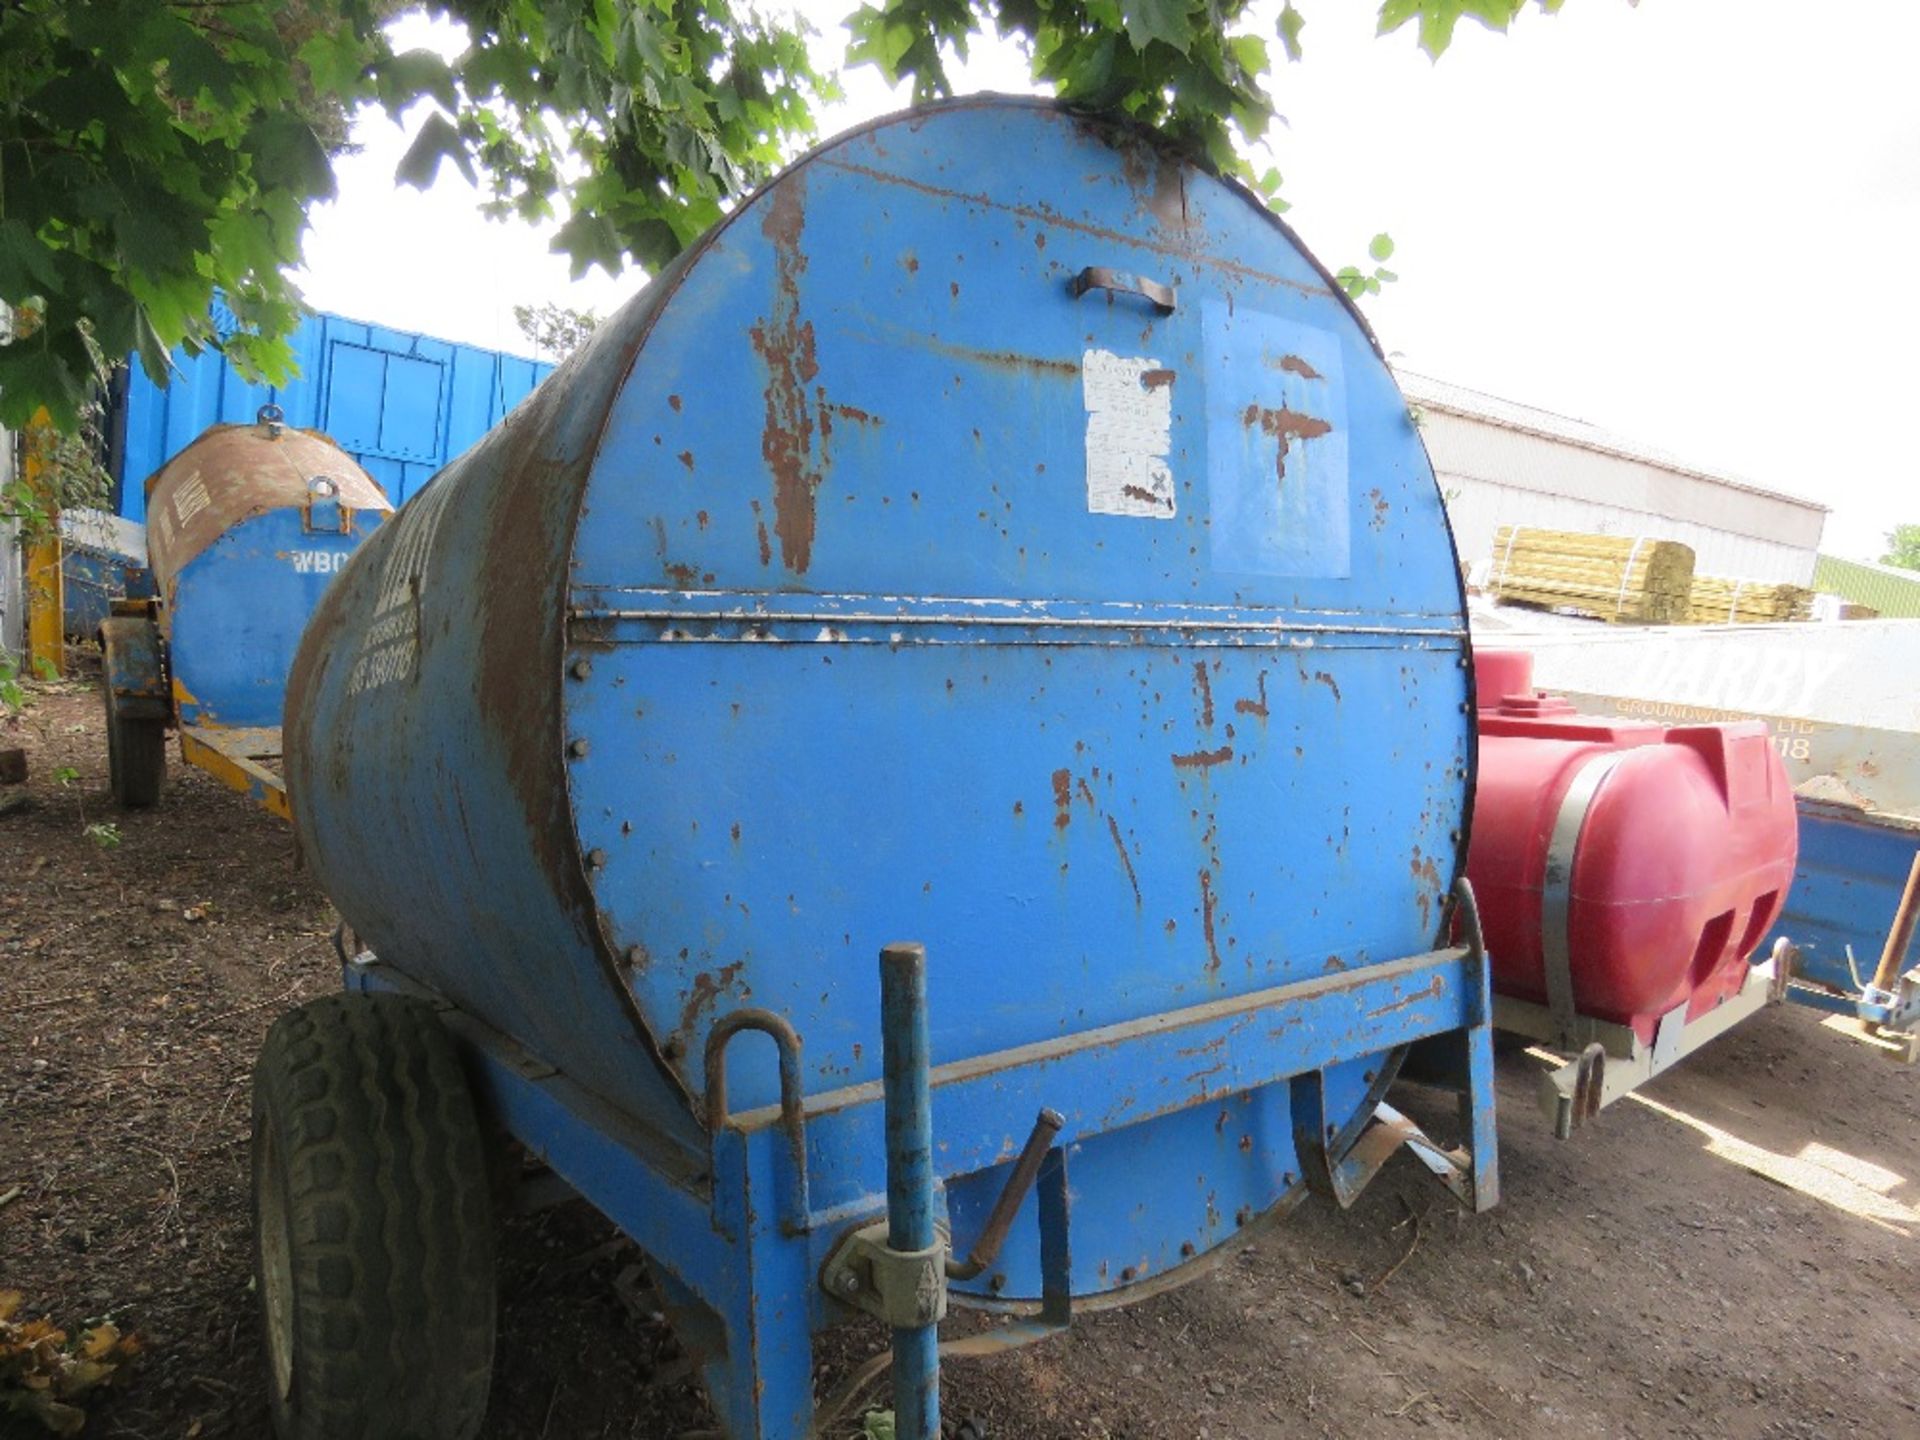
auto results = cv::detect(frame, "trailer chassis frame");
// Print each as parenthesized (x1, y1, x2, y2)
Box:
(342, 879, 1501, 1439)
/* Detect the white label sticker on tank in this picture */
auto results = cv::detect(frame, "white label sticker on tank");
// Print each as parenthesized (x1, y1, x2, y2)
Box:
(1082, 349, 1176, 519)
(346, 475, 455, 697)
(171, 473, 211, 530)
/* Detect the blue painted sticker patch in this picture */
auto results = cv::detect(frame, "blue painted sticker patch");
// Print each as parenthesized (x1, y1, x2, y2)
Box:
(1202, 302, 1350, 579)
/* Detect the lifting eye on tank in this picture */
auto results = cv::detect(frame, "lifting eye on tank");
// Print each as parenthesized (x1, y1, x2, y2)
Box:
(302, 474, 348, 535)
(255, 402, 286, 438)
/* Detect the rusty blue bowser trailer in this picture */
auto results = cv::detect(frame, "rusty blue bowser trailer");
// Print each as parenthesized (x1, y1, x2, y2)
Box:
(98, 408, 391, 812)
(255, 98, 1499, 1440)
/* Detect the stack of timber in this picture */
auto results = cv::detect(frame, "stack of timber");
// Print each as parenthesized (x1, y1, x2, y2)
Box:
(1688, 574, 1815, 625)
(1489, 526, 1696, 624)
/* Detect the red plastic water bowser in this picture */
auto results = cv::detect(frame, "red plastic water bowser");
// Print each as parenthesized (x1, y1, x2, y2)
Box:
(1468, 650, 1798, 1041)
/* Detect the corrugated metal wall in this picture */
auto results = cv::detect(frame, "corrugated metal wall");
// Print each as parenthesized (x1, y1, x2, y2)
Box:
(1813, 554, 1920, 618)
(113, 305, 553, 518)
(1443, 471, 1819, 585)
(1406, 376, 1827, 587)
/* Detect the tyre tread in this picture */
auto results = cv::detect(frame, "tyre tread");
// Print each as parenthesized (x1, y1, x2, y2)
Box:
(253, 994, 496, 1440)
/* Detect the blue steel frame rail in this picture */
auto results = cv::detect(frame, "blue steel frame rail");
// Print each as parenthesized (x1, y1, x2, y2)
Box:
(343, 891, 1498, 1440)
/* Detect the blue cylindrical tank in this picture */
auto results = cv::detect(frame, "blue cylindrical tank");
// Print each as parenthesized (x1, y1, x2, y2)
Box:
(146, 413, 390, 727)
(286, 98, 1471, 1303)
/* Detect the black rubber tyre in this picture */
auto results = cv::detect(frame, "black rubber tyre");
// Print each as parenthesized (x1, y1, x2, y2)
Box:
(251, 993, 497, 1440)
(104, 684, 165, 809)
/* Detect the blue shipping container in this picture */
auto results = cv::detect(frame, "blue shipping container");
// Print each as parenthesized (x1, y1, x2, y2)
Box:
(112, 301, 554, 516)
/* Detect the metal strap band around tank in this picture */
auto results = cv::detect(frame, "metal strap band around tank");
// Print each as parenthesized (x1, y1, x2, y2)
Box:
(1540, 749, 1633, 1041)
(568, 592, 1466, 642)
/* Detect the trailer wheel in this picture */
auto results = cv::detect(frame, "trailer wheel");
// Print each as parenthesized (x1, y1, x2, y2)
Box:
(252, 993, 497, 1440)
(104, 686, 165, 809)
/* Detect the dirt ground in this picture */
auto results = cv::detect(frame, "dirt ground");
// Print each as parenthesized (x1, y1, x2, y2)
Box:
(3, 677, 1918, 1440)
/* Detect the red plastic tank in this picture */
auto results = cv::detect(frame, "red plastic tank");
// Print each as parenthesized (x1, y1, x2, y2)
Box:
(1468, 649, 1798, 1040)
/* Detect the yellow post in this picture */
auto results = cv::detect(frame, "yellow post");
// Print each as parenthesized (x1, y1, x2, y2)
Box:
(21, 408, 63, 675)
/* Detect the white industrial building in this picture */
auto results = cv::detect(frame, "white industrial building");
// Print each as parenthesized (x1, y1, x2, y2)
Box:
(1402, 372, 1828, 586)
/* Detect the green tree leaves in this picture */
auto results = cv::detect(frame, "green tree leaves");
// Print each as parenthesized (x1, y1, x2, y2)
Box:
(1377, 0, 1574, 60)
(0, 0, 390, 428)
(1336, 235, 1398, 298)
(1883, 524, 1920, 573)
(1119, 0, 1194, 55)
(0, 1, 1586, 430)
(420, 0, 829, 275)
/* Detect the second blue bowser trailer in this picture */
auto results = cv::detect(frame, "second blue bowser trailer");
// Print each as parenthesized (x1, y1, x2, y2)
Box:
(252, 98, 1500, 1440)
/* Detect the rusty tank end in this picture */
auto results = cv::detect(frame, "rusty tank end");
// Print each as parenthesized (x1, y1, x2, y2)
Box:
(284, 97, 1476, 1302)
(145, 411, 391, 729)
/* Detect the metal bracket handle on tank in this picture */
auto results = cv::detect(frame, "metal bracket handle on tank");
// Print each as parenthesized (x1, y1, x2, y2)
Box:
(303, 474, 349, 535)
(704, 1009, 811, 1233)
(1068, 265, 1177, 315)
(256, 403, 285, 439)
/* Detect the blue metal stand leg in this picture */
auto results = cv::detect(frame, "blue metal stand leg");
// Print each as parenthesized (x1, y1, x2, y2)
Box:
(881, 942, 941, 1440)
(705, 1125, 819, 1440)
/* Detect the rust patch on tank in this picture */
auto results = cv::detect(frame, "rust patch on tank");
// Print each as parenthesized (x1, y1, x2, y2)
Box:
(669, 394, 683, 412)
(673, 961, 748, 1058)
(1141, 368, 1176, 391)
(1273, 354, 1323, 381)
(750, 499, 772, 568)
(1051, 768, 1072, 829)
(926, 338, 1080, 377)
(749, 173, 823, 573)
(1192, 660, 1214, 728)
(1116, 136, 1190, 231)
(1199, 869, 1221, 973)
(1122, 484, 1172, 512)
(1234, 671, 1270, 719)
(1107, 815, 1142, 906)
(1369, 975, 1445, 1019)
(665, 562, 700, 588)
(1368, 488, 1390, 529)
(145, 423, 392, 593)
(828, 402, 884, 428)
(1172, 745, 1233, 770)
(1242, 404, 1333, 485)
(1312, 671, 1342, 703)
(1410, 846, 1443, 935)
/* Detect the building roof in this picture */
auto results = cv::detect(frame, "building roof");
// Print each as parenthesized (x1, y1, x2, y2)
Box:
(1396, 371, 1829, 517)
(1812, 553, 1920, 618)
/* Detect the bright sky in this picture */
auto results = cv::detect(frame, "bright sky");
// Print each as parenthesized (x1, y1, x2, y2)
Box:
(296, 1, 1920, 561)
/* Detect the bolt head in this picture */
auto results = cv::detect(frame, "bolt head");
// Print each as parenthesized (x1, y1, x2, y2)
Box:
(838, 1271, 861, 1294)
